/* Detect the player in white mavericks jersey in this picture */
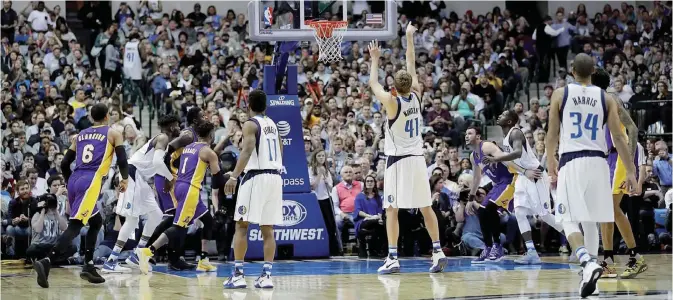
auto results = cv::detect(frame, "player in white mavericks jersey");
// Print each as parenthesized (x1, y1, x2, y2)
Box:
(545, 53, 637, 298)
(224, 90, 284, 289)
(123, 33, 142, 81)
(368, 24, 448, 275)
(482, 109, 564, 265)
(102, 114, 180, 273)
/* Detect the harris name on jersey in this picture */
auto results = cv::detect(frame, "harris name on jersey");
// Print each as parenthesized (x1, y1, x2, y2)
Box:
(569, 95, 598, 107)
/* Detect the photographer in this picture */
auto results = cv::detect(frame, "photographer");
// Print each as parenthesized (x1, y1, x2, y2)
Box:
(26, 193, 72, 262)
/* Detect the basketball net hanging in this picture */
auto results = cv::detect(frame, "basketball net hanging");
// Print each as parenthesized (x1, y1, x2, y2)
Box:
(306, 20, 348, 63)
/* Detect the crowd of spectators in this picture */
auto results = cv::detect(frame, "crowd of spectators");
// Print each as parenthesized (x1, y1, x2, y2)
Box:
(1, 1, 672, 262)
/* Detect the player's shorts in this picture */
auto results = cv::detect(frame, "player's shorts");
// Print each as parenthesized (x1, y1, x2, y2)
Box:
(384, 155, 432, 209)
(234, 170, 283, 226)
(154, 175, 177, 214)
(116, 165, 161, 218)
(68, 170, 101, 225)
(481, 176, 517, 210)
(173, 181, 208, 227)
(512, 167, 552, 215)
(607, 151, 635, 196)
(556, 151, 613, 223)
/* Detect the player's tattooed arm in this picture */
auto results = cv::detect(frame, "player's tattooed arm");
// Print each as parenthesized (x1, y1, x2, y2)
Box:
(61, 138, 77, 181)
(612, 94, 638, 158)
(606, 92, 636, 176)
(468, 152, 481, 199)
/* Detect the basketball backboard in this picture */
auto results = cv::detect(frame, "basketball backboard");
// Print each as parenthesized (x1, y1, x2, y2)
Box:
(249, 0, 397, 42)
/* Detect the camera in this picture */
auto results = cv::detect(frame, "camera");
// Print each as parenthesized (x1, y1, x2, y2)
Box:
(39, 193, 59, 210)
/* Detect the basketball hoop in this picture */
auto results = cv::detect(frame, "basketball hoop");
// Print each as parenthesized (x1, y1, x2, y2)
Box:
(305, 20, 348, 63)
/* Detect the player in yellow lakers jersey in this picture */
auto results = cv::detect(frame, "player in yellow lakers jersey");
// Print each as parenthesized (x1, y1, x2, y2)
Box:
(33, 103, 129, 288)
(593, 69, 648, 279)
(136, 121, 226, 275)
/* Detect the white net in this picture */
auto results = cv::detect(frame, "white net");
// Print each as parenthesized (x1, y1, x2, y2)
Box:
(307, 21, 348, 63)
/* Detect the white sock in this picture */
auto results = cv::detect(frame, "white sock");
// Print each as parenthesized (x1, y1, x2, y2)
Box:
(107, 244, 123, 262)
(575, 247, 591, 264)
(525, 241, 536, 253)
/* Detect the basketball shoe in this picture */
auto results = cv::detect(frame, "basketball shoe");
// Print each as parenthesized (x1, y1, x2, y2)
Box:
(377, 256, 400, 274)
(429, 250, 448, 273)
(135, 248, 154, 275)
(471, 247, 491, 264)
(102, 261, 132, 274)
(80, 263, 106, 284)
(197, 257, 217, 272)
(514, 251, 542, 265)
(223, 270, 247, 289)
(486, 244, 504, 263)
(579, 260, 603, 298)
(254, 272, 274, 288)
(170, 257, 197, 271)
(599, 260, 618, 278)
(620, 256, 647, 279)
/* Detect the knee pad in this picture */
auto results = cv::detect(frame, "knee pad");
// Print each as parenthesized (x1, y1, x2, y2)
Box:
(165, 225, 188, 241)
(199, 213, 214, 240)
(87, 214, 103, 231)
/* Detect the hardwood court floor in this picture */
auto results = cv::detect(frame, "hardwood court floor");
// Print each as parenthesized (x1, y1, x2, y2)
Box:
(1, 254, 671, 300)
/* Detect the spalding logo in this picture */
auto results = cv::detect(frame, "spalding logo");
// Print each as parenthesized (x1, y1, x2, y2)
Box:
(277, 121, 291, 137)
(281, 200, 307, 227)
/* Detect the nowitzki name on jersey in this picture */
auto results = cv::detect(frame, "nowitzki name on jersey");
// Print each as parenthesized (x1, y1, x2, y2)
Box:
(402, 107, 420, 116)
(77, 133, 106, 142)
(571, 95, 598, 107)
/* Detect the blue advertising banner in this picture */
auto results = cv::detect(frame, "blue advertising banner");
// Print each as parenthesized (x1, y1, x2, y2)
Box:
(238, 192, 329, 259)
(265, 94, 310, 193)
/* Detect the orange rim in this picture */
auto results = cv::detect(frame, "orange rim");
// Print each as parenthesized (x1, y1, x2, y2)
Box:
(305, 20, 348, 38)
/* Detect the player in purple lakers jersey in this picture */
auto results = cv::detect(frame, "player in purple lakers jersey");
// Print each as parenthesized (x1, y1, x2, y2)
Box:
(143, 107, 209, 271)
(592, 68, 648, 278)
(465, 126, 537, 263)
(136, 121, 226, 275)
(33, 103, 129, 288)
